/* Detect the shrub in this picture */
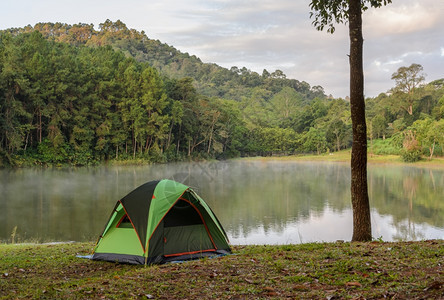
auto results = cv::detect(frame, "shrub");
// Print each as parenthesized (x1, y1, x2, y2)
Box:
(401, 130, 422, 162)
(401, 149, 422, 162)
(369, 137, 402, 155)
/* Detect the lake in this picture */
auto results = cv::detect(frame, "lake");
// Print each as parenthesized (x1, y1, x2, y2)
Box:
(1, 160, 443, 244)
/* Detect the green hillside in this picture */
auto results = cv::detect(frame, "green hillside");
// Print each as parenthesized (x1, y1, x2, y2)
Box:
(1, 20, 443, 167)
(3, 20, 325, 102)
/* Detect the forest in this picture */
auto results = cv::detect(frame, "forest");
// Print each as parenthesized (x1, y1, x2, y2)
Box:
(1, 20, 443, 166)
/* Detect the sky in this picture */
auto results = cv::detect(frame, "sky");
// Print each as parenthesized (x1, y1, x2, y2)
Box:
(1, 0, 443, 98)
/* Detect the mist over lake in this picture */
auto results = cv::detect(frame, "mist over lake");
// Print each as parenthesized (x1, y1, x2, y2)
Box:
(1, 161, 443, 244)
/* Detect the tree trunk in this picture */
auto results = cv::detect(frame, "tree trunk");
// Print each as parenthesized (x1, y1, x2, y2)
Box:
(429, 141, 435, 160)
(38, 109, 42, 143)
(349, 0, 372, 242)
(145, 136, 152, 154)
(188, 139, 191, 157)
(167, 123, 173, 149)
(336, 132, 341, 152)
(176, 124, 182, 155)
(24, 130, 30, 152)
(207, 124, 214, 154)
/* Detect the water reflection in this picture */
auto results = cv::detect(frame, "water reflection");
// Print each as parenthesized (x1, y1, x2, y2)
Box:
(0, 161, 443, 244)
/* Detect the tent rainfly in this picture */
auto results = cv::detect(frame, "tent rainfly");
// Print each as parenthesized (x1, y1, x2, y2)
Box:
(92, 179, 231, 264)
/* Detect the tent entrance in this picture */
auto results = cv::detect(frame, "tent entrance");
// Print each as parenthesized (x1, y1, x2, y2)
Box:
(162, 199, 215, 256)
(117, 214, 133, 228)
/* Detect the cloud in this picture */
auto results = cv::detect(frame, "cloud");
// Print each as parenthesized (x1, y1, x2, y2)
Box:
(364, 2, 443, 37)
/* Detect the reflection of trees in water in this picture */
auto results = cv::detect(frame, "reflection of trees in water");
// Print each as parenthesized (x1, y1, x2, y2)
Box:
(0, 162, 233, 242)
(369, 166, 444, 237)
(0, 169, 49, 243)
(391, 220, 425, 241)
(0, 168, 124, 243)
(201, 162, 443, 241)
(194, 161, 351, 239)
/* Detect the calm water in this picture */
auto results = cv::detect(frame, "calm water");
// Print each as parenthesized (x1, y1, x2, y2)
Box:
(1, 161, 443, 244)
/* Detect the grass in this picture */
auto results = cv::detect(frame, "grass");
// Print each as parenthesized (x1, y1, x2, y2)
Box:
(240, 150, 444, 169)
(1, 241, 443, 299)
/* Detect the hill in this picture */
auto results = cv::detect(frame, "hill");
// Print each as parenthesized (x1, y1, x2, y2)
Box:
(3, 20, 326, 102)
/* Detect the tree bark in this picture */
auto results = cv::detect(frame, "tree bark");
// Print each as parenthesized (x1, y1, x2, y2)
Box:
(349, 0, 372, 242)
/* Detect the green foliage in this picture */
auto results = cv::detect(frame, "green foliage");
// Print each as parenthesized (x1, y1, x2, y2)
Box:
(1, 21, 444, 166)
(302, 127, 327, 154)
(369, 137, 402, 155)
(400, 130, 422, 163)
(309, 0, 392, 34)
(390, 63, 426, 116)
(245, 126, 299, 155)
(4, 21, 323, 102)
(37, 138, 72, 165)
(401, 149, 422, 163)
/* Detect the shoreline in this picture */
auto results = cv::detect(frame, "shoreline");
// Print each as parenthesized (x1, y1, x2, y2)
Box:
(237, 150, 444, 169)
(4, 150, 444, 170)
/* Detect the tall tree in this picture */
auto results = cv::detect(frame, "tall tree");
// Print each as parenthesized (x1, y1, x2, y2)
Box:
(391, 63, 425, 115)
(309, 0, 392, 241)
(270, 86, 303, 121)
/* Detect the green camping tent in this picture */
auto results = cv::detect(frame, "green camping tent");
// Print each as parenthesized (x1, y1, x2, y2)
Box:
(92, 179, 231, 264)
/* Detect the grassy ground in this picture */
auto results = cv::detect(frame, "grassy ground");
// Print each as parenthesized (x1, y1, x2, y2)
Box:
(1, 241, 443, 299)
(241, 150, 444, 169)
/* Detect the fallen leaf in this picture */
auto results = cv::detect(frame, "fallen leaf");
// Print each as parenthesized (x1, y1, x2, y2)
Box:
(263, 286, 275, 292)
(346, 281, 362, 287)
(293, 284, 309, 292)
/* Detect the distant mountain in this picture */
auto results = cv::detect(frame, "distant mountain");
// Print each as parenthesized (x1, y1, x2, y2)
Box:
(2, 19, 326, 102)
